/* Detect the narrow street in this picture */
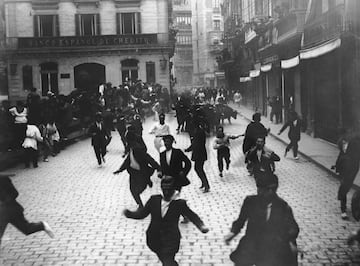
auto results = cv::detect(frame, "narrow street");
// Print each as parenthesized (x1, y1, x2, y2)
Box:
(1, 113, 360, 266)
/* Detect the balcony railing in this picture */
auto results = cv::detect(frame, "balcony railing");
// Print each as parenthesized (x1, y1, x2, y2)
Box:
(303, 5, 345, 48)
(5, 33, 172, 51)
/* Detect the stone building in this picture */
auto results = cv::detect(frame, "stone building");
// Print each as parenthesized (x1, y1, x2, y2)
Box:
(4, 0, 173, 100)
(191, 0, 225, 88)
(172, 0, 193, 92)
(222, 0, 360, 144)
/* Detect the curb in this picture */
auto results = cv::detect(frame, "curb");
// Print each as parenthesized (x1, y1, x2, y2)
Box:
(239, 113, 360, 190)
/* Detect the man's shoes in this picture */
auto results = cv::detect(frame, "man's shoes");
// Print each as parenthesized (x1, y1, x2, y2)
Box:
(294, 157, 299, 160)
(219, 172, 223, 177)
(42, 222, 55, 238)
(43, 158, 49, 162)
(199, 185, 205, 190)
(203, 187, 210, 193)
(284, 150, 288, 157)
(341, 212, 349, 220)
(102, 155, 106, 163)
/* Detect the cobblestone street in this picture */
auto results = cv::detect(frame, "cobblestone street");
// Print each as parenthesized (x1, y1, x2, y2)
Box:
(1, 113, 360, 266)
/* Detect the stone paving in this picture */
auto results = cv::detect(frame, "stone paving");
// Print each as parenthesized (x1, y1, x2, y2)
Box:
(1, 113, 360, 265)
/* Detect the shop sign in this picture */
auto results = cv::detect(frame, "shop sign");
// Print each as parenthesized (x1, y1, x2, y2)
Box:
(18, 34, 158, 49)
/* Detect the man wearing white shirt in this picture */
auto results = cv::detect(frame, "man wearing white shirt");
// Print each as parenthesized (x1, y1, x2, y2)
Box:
(149, 113, 171, 153)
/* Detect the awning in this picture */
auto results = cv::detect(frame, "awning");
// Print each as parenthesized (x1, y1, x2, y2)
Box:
(300, 38, 341, 60)
(240, 77, 252, 82)
(260, 64, 272, 72)
(281, 56, 299, 69)
(249, 70, 260, 78)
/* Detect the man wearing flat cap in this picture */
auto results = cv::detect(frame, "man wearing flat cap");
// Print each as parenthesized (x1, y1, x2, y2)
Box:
(225, 172, 299, 266)
(0, 174, 54, 246)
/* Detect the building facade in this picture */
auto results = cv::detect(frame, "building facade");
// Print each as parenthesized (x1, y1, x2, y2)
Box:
(172, 0, 193, 92)
(0, 0, 7, 102)
(191, 0, 225, 88)
(4, 0, 173, 100)
(222, 0, 360, 144)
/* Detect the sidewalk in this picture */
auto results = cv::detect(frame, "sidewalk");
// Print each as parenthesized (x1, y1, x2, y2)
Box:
(230, 103, 360, 188)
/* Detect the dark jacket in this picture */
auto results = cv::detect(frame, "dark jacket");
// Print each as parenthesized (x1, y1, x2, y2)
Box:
(279, 119, 303, 141)
(242, 122, 268, 154)
(185, 127, 207, 161)
(118, 147, 160, 178)
(246, 146, 280, 175)
(125, 195, 205, 255)
(88, 122, 109, 147)
(160, 148, 191, 188)
(230, 195, 299, 266)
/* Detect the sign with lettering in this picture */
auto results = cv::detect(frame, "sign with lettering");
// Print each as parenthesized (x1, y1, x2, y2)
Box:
(60, 73, 70, 79)
(18, 34, 158, 49)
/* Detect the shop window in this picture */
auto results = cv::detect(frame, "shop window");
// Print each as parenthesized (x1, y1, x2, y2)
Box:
(40, 62, 58, 96)
(146, 62, 156, 84)
(121, 59, 138, 83)
(22, 65, 33, 90)
(116, 13, 141, 34)
(214, 0, 220, 9)
(75, 14, 100, 36)
(34, 15, 59, 37)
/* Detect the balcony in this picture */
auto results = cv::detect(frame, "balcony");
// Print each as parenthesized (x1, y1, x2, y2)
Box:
(303, 5, 345, 48)
(5, 33, 173, 53)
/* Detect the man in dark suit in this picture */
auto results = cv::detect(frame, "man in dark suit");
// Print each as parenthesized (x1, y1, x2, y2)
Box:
(185, 120, 210, 193)
(225, 172, 299, 266)
(159, 134, 192, 223)
(245, 136, 280, 177)
(278, 111, 304, 160)
(88, 112, 110, 166)
(0, 173, 54, 246)
(124, 176, 209, 266)
(159, 135, 191, 192)
(113, 131, 160, 209)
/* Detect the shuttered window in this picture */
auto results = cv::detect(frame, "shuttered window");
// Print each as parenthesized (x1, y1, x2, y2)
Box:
(75, 14, 101, 36)
(33, 15, 59, 37)
(116, 12, 141, 34)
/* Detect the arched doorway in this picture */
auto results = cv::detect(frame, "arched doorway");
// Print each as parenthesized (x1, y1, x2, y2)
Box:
(74, 63, 105, 92)
(121, 59, 138, 83)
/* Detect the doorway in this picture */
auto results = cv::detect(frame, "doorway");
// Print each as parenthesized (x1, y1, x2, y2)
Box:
(74, 63, 105, 92)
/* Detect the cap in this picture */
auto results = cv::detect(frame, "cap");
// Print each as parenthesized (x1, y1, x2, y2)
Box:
(255, 172, 278, 188)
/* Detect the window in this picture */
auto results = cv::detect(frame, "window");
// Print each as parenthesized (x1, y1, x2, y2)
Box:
(40, 62, 58, 96)
(75, 14, 100, 36)
(176, 16, 191, 25)
(214, 0, 220, 8)
(146, 62, 156, 83)
(22, 66, 33, 90)
(116, 13, 141, 34)
(121, 59, 138, 83)
(213, 20, 221, 30)
(176, 35, 192, 45)
(34, 15, 59, 37)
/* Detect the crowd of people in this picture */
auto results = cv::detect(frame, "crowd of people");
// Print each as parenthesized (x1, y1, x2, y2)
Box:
(1, 83, 360, 266)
